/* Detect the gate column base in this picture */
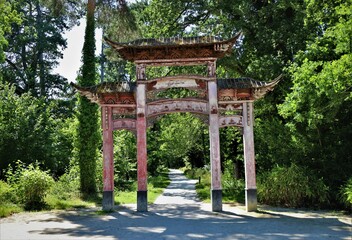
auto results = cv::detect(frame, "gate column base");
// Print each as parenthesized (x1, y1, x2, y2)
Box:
(211, 189, 222, 212)
(102, 191, 114, 211)
(245, 188, 257, 212)
(137, 190, 148, 212)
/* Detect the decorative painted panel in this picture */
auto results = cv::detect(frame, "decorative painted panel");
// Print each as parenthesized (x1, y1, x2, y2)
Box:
(219, 115, 243, 128)
(147, 100, 208, 117)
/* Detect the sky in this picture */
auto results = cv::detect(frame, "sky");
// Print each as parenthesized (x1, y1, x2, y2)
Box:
(54, 19, 102, 83)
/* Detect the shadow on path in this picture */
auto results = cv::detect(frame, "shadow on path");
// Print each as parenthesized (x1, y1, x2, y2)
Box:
(1, 169, 351, 240)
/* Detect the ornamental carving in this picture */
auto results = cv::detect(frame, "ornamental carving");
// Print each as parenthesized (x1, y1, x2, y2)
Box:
(136, 64, 146, 80)
(147, 100, 208, 117)
(146, 88, 207, 102)
(112, 107, 136, 117)
(117, 46, 227, 61)
(219, 115, 243, 128)
(207, 61, 216, 77)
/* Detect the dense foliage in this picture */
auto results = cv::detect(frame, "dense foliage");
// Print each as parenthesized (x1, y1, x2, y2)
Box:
(6, 161, 54, 210)
(0, 82, 74, 176)
(0, 0, 351, 213)
(76, 0, 100, 197)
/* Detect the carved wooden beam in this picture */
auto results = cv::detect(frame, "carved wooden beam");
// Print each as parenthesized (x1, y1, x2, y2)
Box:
(113, 119, 136, 131)
(134, 57, 217, 67)
(147, 99, 208, 117)
(219, 115, 243, 128)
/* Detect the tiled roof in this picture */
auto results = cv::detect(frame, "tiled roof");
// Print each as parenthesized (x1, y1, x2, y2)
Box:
(104, 34, 240, 49)
(71, 81, 136, 94)
(218, 78, 264, 89)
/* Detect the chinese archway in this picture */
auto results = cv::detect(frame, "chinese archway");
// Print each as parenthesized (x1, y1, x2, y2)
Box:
(72, 33, 280, 213)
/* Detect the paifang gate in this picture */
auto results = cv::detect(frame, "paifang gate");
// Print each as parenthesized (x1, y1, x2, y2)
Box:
(72, 33, 280, 213)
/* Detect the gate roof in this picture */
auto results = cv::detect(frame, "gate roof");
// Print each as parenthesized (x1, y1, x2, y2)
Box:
(104, 33, 241, 62)
(71, 76, 280, 104)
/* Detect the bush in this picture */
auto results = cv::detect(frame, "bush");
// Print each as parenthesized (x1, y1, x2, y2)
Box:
(50, 166, 80, 201)
(0, 180, 17, 203)
(340, 178, 352, 211)
(13, 163, 54, 210)
(258, 163, 329, 208)
(222, 161, 245, 203)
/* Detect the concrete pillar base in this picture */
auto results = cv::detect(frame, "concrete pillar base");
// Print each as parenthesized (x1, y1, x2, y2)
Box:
(211, 189, 222, 212)
(245, 188, 257, 212)
(137, 190, 148, 212)
(102, 191, 114, 211)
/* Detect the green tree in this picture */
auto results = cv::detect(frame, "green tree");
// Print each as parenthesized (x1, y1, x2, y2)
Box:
(0, 82, 74, 177)
(1, 0, 81, 97)
(76, 0, 100, 197)
(278, 0, 352, 204)
(0, 0, 21, 64)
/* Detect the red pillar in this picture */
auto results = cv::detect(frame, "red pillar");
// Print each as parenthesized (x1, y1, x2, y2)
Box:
(136, 64, 148, 212)
(242, 101, 257, 212)
(208, 61, 222, 212)
(102, 106, 114, 211)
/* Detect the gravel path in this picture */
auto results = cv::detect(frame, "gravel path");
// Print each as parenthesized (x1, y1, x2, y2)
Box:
(1, 169, 351, 240)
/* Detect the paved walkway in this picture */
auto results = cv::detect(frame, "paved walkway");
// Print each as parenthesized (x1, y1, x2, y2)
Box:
(1, 169, 351, 240)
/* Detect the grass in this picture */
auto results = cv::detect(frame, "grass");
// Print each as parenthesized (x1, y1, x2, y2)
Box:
(0, 171, 170, 218)
(0, 203, 22, 218)
(115, 171, 170, 204)
(184, 167, 245, 204)
(45, 195, 98, 210)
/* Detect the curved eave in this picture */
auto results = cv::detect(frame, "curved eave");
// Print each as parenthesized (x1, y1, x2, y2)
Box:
(218, 75, 281, 100)
(70, 82, 136, 104)
(251, 75, 282, 99)
(70, 82, 100, 103)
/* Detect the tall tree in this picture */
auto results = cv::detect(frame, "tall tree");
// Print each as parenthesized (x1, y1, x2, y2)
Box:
(1, 0, 81, 97)
(77, 0, 99, 197)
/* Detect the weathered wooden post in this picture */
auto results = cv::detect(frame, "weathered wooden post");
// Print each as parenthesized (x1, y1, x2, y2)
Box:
(136, 64, 148, 212)
(102, 106, 114, 211)
(242, 101, 257, 212)
(208, 61, 222, 212)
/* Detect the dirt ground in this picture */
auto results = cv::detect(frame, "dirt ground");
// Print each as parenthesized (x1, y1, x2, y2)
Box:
(1, 169, 351, 240)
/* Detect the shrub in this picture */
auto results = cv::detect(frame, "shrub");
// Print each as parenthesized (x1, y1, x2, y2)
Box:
(222, 160, 245, 203)
(258, 163, 329, 208)
(0, 181, 16, 203)
(16, 164, 54, 210)
(50, 166, 80, 201)
(340, 178, 352, 211)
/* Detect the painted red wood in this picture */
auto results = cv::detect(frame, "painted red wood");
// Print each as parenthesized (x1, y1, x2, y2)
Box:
(136, 75, 148, 192)
(147, 99, 208, 117)
(208, 80, 222, 190)
(102, 106, 114, 192)
(113, 119, 136, 131)
(242, 102, 256, 189)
